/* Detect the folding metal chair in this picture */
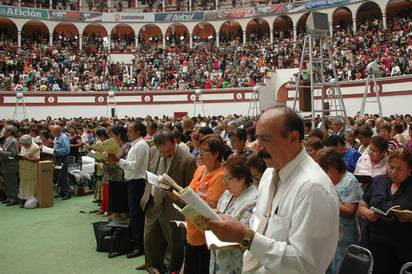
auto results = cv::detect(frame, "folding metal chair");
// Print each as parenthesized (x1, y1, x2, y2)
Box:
(400, 262, 412, 274)
(338, 244, 374, 274)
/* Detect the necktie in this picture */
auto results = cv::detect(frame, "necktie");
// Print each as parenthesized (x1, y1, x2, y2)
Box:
(243, 170, 280, 272)
(152, 155, 168, 204)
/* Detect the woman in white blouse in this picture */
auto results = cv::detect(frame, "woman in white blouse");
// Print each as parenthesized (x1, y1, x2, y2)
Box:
(209, 156, 258, 274)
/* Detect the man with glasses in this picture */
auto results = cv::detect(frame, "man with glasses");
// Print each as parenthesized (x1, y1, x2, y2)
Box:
(140, 129, 197, 273)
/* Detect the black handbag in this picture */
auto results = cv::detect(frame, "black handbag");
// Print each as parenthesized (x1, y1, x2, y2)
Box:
(92, 221, 133, 257)
(92, 221, 112, 252)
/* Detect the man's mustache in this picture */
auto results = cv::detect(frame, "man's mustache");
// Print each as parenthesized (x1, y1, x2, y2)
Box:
(258, 151, 271, 159)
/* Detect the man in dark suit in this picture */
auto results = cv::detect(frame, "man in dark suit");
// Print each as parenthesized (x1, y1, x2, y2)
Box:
(0, 125, 20, 206)
(140, 129, 197, 273)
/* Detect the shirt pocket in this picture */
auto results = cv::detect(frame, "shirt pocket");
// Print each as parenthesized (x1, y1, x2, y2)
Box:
(266, 215, 291, 242)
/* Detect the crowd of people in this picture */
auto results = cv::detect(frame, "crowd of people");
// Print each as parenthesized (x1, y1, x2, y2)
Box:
(0, 12, 411, 92)
(4, 0, 290, 12)
(1, 108, 412, 273)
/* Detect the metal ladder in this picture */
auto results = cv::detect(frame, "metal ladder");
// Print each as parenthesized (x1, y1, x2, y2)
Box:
(248, 86, 261, 117)
(293, 33, 348, 129)
(360, 73, 383, 117)
(106, 91, 117, 118)
(13, 93, 28, 120)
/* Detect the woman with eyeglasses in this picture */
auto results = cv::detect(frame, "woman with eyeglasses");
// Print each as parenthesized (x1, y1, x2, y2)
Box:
(354, 136, 389, 190)
(358, 148, 412, 274)
(184, 134, 227, 274)
(209, 156, 258, 274)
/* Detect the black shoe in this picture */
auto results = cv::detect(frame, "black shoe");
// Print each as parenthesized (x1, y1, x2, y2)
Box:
(2, 199, 10, 204)
(61, 195, 71, 200)
(107, 252, 121, 258)
(0, 196, 8, 202)
(6, 199, 19, 206)
(126, 249, 144, 258)
(92, 199, 102, 203)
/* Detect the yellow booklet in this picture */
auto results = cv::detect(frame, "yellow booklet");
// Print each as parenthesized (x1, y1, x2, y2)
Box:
(101, 138, 121, 155)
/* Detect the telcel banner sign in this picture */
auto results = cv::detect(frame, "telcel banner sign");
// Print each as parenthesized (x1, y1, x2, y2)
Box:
(155, 12, 204, 22)
(305, 0, 350, 10)
(0, 5, 48, 19)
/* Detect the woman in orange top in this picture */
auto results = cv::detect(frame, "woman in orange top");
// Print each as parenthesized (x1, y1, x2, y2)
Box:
(184, 134, 227, 274)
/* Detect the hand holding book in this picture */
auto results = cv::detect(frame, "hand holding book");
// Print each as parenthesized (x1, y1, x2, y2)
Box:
(370, 205, 412, 222)
(145, 171, 222, 230)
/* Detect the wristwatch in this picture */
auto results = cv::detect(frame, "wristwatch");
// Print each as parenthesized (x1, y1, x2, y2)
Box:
(240, 229, 253, 251)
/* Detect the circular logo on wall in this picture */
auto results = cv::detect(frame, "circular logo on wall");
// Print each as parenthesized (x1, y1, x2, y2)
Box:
(189, 94, 196, 101)
(97, 96, 105, 103)
(235, 92, 244, 100)
(47, 96, 55, 104)
(144, 95, 152, 102)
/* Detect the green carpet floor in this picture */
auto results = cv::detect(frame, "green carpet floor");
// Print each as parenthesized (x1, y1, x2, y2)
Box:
(0, 195, 145, 274)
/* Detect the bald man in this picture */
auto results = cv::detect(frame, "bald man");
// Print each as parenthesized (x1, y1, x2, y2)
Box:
(208, 106, 339, 273)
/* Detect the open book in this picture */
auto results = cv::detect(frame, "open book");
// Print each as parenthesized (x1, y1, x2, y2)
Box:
(101, 138, 121, 155)
(205, 230, 240, 250)
(146, 171, 222, 229)
(389, 208, 412, 221)
(370, 205, 401, 216)
(41, 145, 54, 155)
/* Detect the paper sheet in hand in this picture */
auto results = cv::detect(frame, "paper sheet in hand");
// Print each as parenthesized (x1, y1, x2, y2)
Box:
(205, 230, 239, 250)
(146, 171, 160, 187)
(81, 156, 95, 174)
(41, 145, 54, 155)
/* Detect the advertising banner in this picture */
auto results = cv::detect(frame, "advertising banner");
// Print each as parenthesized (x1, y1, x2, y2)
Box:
(102, 12, 154, 22)
(255, 2, 305, 16)
(205, 8, 254, 20)
(0, 5, 48, 19)
(49, 10, 102, 21)
(155, 12, 204, 22)
(305, 0, 350, 10)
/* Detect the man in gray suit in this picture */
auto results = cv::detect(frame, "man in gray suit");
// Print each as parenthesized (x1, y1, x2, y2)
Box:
(140, 129, 197, 273)
(0, 125, 20, 206)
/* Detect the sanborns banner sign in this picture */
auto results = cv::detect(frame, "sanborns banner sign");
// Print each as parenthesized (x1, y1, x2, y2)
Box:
(0, 5, 48, 19)
(102, 12, 154, 22)
(155, 12, 204, 22)
(305, 0, 350, 10)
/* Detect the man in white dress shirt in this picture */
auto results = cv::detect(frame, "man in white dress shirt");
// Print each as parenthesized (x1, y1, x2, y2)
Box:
(208, 106, 339, 273)
(112, 121, 149, 258)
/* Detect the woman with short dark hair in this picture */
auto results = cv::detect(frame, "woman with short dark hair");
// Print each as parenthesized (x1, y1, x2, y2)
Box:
(229, 128, 252, 158)
(316, 147, 363, 274)
(355, 136, 389, 190)
(184, 134, 226, 274)
(210, 156, 258, 273)
(358, 148, 412, 274)
(107, 126, 131, 219)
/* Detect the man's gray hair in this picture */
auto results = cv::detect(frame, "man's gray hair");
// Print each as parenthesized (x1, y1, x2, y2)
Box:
(6, 125, 17, 136)
(19, 134, 33, 145)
